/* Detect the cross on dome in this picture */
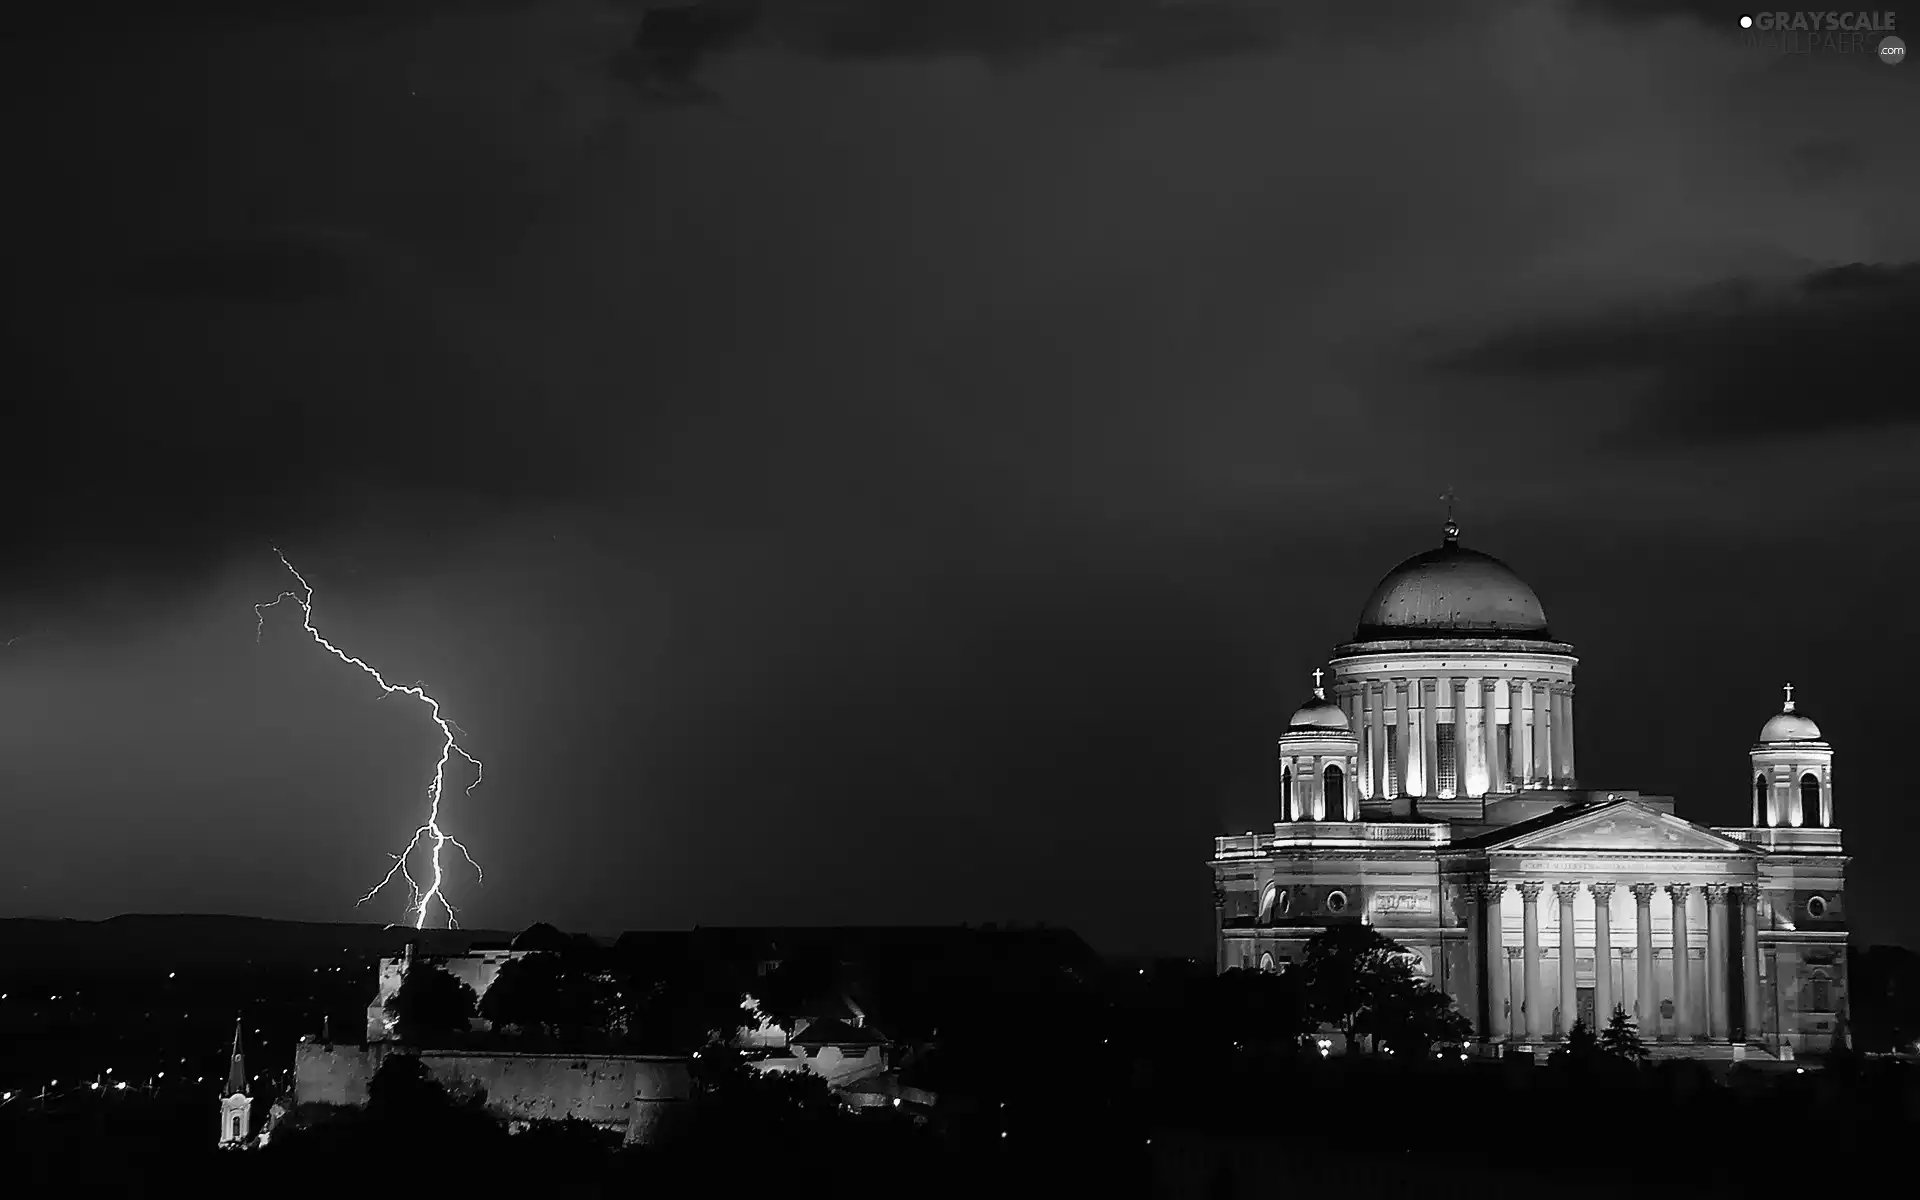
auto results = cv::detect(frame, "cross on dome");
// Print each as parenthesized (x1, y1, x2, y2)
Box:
(1783, 682, 1795, 711)
(1440, 487, 1460, 545)
(1312, 667, 1325, 697)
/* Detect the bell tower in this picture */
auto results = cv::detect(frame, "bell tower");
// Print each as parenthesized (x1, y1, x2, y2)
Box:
(1278, 670, 1363, 822)
(217, 1017, 251, 1149)
(1750, 683, 1835, 829)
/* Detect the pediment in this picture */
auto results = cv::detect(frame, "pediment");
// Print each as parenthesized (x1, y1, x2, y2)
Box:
(1491, 802, 1755, 855)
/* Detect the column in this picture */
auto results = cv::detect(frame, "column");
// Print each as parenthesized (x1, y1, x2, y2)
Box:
(1481, 884, 1507, 1041)
(1505, 947, 1524, 1039)
(1705, 885, 1730, 1041)
(1632, 883, 1657, 1030)
(1554, 882, 1579, 1036)
(1590, 883, 1615, 1025)
(1743, 887, 1762, 1043)
(1369, 682, 1387, 802)
(1533, 680, 1553, 785)
(1562, 684, 1577, 782)
(1518, 882, 1544, 1039)
(1420, 680, 1439, 799)
(1668, 883, 1692, 1041)
(1482, 678, 1503, 795)
(1393, 679, 1411, 805)
(1543, 687, 1559, 783)
(1507, 677, 1528, 788)
(1452, 677, 1470, 798)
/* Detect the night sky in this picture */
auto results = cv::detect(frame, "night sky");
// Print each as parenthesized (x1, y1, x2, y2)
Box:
(2, 1, 1916, 955)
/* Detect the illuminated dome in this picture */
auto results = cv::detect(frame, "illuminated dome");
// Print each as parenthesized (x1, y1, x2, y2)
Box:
(1760, 706, 1821, 742)
(1354, 526, 1551, 641)
(1287, 696, 1349, 732)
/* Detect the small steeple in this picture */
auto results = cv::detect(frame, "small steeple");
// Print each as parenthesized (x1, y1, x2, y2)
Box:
(1440, 487, 1460, 546)
(1782, 681, 1795, 712)
(225, 1017, 247, 1096)
(1311, 667, 1325, 699)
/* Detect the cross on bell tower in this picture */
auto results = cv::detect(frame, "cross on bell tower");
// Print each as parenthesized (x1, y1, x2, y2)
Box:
(1312, 667, 1325, 698)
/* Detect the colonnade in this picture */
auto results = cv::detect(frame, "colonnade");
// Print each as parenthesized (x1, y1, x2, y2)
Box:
(1337, 675, 1575, 801)
(1471, 880, 1761, 1042)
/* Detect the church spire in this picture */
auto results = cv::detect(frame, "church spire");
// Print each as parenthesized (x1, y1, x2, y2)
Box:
(1440, 487, 1460, 546)
(225, 1017, 247, 1096)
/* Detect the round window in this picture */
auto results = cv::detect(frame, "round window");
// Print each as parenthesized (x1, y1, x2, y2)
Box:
(1326, 889, 1349, 914)
(1806, 895, 1828, 919)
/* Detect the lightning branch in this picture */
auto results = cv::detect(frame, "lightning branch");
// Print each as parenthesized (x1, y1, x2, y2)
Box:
(255, 549, 483, 929)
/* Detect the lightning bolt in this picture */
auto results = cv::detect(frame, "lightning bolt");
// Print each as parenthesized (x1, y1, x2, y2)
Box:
(255, 549, 483, 929)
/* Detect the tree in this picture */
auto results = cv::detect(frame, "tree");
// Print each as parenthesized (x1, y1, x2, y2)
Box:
(1598, 1006, 1649, 1064)
(689, 1049, 841, 1137)
(1298, 925, 1463, 1052)
(389, 963, 478, 1043)
(364, 1053, 450, 1120)
(614, 955, 754, 1053)
(1548, 1018, 1606, 1071)
(1367, 980, 1473, 1057)
(754, 949, 841, 1035)
(480, 952, 611, 1041)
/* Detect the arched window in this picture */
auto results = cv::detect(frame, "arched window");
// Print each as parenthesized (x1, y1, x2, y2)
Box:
(1323, 765, 1344, 817)
(230, 1114, 241, 1139)
(1259, 952, 1277, 974)
(1800, 773, 1822, 827)
(1258, 883, 1278, 924)
(1754, 774, 1768, 825)
(1280, 767, 1294, 821)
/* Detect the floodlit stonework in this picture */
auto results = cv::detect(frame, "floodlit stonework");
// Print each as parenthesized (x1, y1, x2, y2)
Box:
(1214, 520, 1850, 1057)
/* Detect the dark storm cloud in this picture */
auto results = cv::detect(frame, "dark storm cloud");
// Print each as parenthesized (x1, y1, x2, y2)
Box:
(1574, 0, 1740, 21)
(1444, 262, 1920, 447)
(620, 0, 1306, 88)
(125, 230, 375, 304)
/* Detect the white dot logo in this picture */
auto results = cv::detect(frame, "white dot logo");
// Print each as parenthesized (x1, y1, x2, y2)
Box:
(1739, 15, 1754, 29)
(1881, 35, 1907, 65)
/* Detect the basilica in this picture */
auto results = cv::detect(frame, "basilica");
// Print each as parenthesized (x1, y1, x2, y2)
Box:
(1212, 519, 1849, 1058)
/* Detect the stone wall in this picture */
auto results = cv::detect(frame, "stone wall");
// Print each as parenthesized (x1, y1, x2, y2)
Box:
(293, 1042, 691, 1144)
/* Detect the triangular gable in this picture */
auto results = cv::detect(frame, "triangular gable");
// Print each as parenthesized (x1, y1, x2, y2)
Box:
(1487, 801, 1757, 855)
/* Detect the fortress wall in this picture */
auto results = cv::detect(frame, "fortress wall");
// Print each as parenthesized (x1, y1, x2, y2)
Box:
(293, 1043, 692, 1143)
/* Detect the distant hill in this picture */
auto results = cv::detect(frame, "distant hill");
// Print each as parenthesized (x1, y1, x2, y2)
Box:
(0, 914, 519, 973)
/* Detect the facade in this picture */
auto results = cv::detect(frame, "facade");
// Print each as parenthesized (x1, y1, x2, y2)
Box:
(1212, 520, 1850, 1056)
(291, 1042, 691, 1145)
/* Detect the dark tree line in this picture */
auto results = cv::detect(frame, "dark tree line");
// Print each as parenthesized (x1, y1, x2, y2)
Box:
(388, 945, 753, 1053)
(386, 924, 1473, 1064)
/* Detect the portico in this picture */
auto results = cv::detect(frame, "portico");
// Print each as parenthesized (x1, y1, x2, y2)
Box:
(1453, 801, 1764, 1043)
